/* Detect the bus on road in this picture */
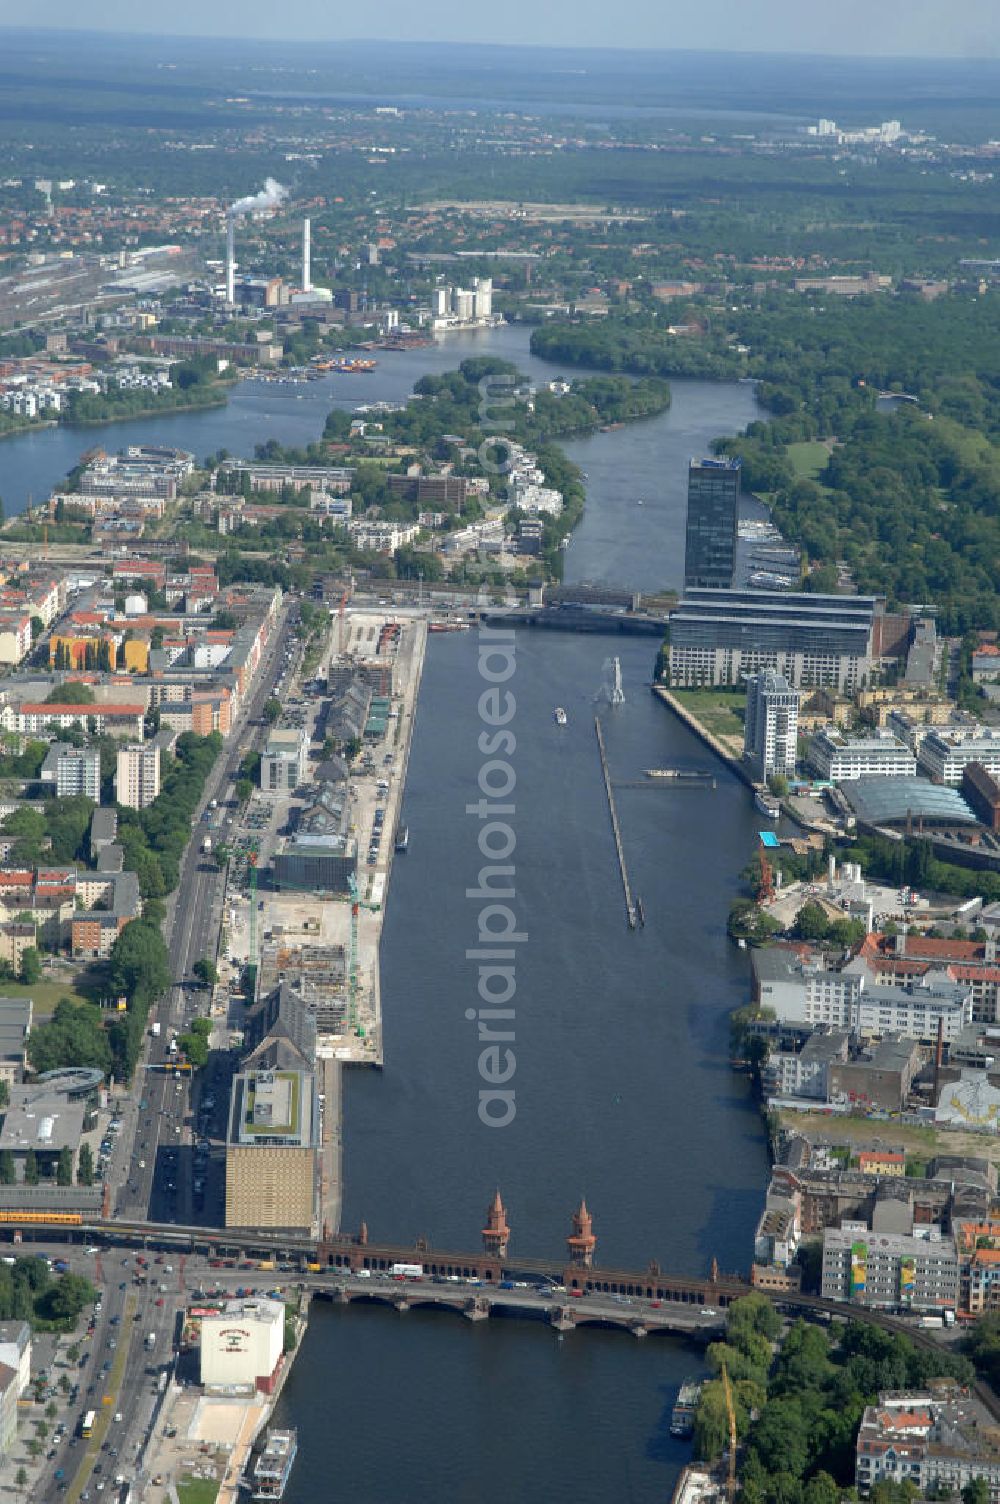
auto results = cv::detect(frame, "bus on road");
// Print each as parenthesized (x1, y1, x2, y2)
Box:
(80, 1410, 96, 1438)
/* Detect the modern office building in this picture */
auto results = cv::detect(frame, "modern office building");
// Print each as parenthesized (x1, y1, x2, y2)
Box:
(918, 727, 1000, 786)
(822, 1226, 958, 1311)
(743, 670, 800, 780)
(115, 743, 160, 810)
(260, 727, 309, 794)
(225, 1069, 318, 1231)
(40, 744, 101, 802)
(807, 729, 917, 782)
(683, 457, 741, 590)
(668, 587, 878, 690)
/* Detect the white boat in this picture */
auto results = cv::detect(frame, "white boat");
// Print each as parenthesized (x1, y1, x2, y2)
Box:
(554, 707, 568, 726)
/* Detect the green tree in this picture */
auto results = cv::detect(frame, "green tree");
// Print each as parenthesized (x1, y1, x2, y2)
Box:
(963, 1481, 990, 1504)
(193, 958, 218, 988)
(792, 901, 829, 942)
(15, 1466, 27, 1490)
(77, 1142, 94, 1186)
(43, 679, 93, 704)
(28, 999, 112, 1076)
(19, 948, 41, 985)
(56, 1146, 73, 1186)
(0, 1151, 13, 1185)
(263, 697, 282, 724)
(23, 1149, 38, 1186)
(108, 919, 171, 1004)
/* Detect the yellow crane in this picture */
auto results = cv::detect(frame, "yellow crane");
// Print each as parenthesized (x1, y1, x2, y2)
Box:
(720, 1363, 737, 1504)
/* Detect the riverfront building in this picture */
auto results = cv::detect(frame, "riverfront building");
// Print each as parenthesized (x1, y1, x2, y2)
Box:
(743, 670, 800, 781)
(225, 1069, 318, 1232)
(667, 588, 877, 691)
(822, 1227, 958, 1311)
(808, 729, 917, 782)
(683, 457, 741, 591)
(199, 1297, 284, 1395)
(751, 947, 973, 1042)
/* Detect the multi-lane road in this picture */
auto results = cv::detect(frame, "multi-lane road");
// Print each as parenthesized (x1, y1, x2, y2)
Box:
(117, 598, 297, 1230)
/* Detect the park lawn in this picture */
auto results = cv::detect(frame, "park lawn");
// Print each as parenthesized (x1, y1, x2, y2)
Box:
(177, 1479, 220, 1504)
(3, 978, 91, 1020)
(785, 440, 833, 483)
(669, 687, 746, 747)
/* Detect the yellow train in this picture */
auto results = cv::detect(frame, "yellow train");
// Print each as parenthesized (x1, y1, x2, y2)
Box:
(0, 1211, 83, 1226)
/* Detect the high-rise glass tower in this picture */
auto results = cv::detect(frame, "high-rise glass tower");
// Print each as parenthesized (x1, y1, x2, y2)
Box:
(683, 456, 741, 590)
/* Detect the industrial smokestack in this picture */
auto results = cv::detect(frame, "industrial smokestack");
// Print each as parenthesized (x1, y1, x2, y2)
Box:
(302, 217, 312, 294)
(226, 213, 236, 307)
(229, 177, 286, 217)
(224, 179, 286, 307)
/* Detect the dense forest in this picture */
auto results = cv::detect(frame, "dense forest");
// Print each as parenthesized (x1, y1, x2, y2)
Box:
(534, 293, 1000, 629)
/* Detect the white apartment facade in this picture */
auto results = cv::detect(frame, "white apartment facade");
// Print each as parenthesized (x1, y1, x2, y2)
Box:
(808, 728, 917, 781)
(115, 743, 160, 810)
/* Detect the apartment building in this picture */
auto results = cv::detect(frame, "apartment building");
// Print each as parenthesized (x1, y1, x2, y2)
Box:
(808, 728, 917, 782)
(115, 743, 160, 809)
(743, 670, 800, 780)
(919, 727, 1000, 785)
(856, 1390, 1000, 1498)
(40, 744, 101, 802)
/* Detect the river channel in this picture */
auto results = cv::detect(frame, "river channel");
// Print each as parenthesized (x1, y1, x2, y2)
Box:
(0, 325, 764, 1501)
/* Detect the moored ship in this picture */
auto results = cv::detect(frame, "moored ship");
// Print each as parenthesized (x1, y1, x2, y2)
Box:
(670, 1378, 703, 1437)
(251, 1428, 298, 1500)
(554, 707, 568, 726)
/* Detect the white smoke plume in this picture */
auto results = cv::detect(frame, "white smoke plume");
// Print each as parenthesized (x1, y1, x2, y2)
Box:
(229, 177, 287, 217)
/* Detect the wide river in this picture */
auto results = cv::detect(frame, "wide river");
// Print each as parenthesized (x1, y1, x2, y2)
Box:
(1, 326, 765, 1502)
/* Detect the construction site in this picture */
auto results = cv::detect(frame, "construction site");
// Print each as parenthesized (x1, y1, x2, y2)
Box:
(219, 606, 427, 1234)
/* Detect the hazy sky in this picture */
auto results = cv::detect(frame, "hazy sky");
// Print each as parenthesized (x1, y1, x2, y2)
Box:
(3, 0, 999, 57)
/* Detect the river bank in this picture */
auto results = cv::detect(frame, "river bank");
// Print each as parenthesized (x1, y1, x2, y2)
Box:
(0, 323, 766, 1503)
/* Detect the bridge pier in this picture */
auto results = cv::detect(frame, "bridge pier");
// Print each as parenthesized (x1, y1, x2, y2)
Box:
(332, 1285, 351, 1305)
(394, 1296, 410, 1313)
(631, 1324, 648, 1340)
(549, 1305, 576, 1333)
(464, 1295, 491, 1322)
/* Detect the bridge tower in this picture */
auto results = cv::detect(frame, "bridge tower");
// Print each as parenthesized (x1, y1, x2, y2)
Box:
(567, 1198, 597, 1268)
(482, 1189, 510, 1258)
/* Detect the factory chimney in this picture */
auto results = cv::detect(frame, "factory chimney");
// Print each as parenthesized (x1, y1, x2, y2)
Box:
(225, 212, 236, 307)
(302, 217, 312, 294)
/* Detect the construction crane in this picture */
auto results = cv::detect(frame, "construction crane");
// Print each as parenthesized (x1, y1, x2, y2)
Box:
(720, 1363, 737, 1504)
(346, 873, 361, 1036)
